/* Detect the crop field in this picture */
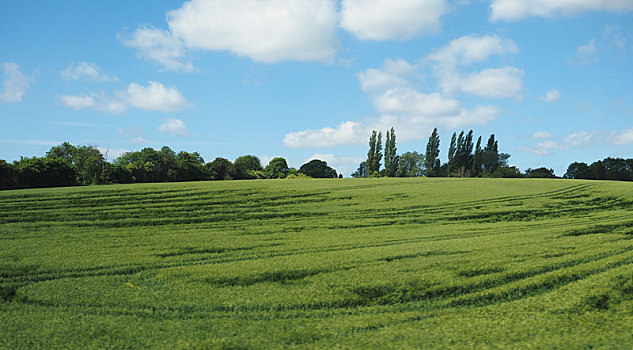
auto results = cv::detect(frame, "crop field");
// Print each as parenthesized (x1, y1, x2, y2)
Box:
(1, 178, 633, 348)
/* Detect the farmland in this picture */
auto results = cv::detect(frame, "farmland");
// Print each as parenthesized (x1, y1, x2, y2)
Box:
(1, 178, 633, 348)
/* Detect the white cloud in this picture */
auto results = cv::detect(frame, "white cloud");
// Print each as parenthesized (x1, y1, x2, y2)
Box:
(285, 35, 518, 149)
(0, 62, 30, 103)
(126, 81, 189, 112)
(61, 81, 191, 114)
(158, 118, 189, 136)
(119, 26, 194, 72)
(459, 67, 524, 99)
(284, 121, 365, 148)
(532, 131, 552, 139)
(572, 39, 597, 64)
(373, 88, 459, 117)
(340, 0, 449, 41)
(164, 0, 339, 64)
(542, 90, 561, 103)
(427, 35, 522, 99)
(490, 0, 633, 21)
(358, 59, 416, 91)
(520, 127, 633, 154)
(59, 95, 97, 110)
(60, 62, 118, 82)
(427, 34, 518, 66)
(565, 131, 596, 147)
(612, 127, 633, 145)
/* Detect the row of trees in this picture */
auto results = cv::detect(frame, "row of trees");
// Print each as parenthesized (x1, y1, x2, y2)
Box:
(564, 158, 633, 181)
(0, 143, 341, 190)
(354, 127, 514, 178)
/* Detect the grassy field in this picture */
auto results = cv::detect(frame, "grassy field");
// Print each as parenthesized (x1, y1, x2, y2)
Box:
(1, 178, 633, 348)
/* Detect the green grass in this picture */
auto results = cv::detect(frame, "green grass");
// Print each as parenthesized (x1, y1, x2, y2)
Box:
(1, 178, 633, 349)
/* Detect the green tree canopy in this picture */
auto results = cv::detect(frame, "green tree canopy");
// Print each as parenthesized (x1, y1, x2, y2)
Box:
(265, 157, 290, 179)
(424, 128, 441, 177)
(397, 151, 424, 177)
(233, 155, 263, 180)
(207, 157, 234, 180)
(299, 159, 337, 178)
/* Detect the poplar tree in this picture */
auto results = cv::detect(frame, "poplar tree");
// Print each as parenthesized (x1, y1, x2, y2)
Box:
(366, 130, 383, 174)
(448, 132, 457, 164)
(472, 136, 483, 177)
(424, 128, 440, 177)
(384, 127, 398, 177)
(367, 131, 377, 173)
(482, 134, 500, 175)
(375, 131, 383, 174)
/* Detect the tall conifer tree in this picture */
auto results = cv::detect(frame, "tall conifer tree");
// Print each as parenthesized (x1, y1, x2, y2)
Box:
(424, 128, 440, 177)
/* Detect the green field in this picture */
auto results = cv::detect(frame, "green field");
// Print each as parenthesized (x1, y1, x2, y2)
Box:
(1, 178, 633, 348)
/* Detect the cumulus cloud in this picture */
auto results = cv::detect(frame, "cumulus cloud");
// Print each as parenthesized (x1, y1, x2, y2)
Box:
(124, 0, 339, 67)
(158, 118, 189, 136)
(373, 88, 459, 117)
(340, 0, 449, 41)
(612, 127, 633, 145)
(284, 121, 365, 148)
(284, 35, 519, 148)
(0, 62, 31, 103)
(60, 95, 97, 109)
(427, 34, 518, 66)
(61, 81, 191, 114)
(520, 127, 633, 154)
(459, 67, 524, 99)
(60, 62, 118, 81)
(489, 0, 633, 21)
(119, 26, 194, 72)
(542, 90, 561, 103)
(428, 35, 523, 99)
(357, 59, 416, 91)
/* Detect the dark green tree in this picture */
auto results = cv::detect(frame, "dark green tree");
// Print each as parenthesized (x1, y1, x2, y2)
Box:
(482, 134, 499, 175)
(299, 159, 337, 178)
(367, 131, 377, 174)
(525, 167, 556, 178)
(0, 160, 18, 190)
(447, 132, 457, 166)
(472, 136, 483, 177)
(233, 155, 263, 180)
(588, 161, 605, 180)
(265, 157, 290, 179)
(366, 130, 383, 175)
(491, 166, 522, 178)
(175, 151, 208, 181)
(397, 151, 424, 177)
(14, 156, 77, 189)
(207, 157, 234, 180)
(424, 128, 441, 177)
(563, 162, 591, 179)
(384, 127, 398, 177)
(104, 163, 133, 184)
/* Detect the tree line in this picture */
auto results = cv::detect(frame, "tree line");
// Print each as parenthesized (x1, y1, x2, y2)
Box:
(353, 127, 632, 181)
(353, 127, 517, 178)
(564, 158, 633, 181)
(2, 132, 631, 190)
(0, 142, 341, 190)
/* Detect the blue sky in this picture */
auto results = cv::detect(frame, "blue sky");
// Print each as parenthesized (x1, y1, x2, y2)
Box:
(1, 0, 632, 176)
